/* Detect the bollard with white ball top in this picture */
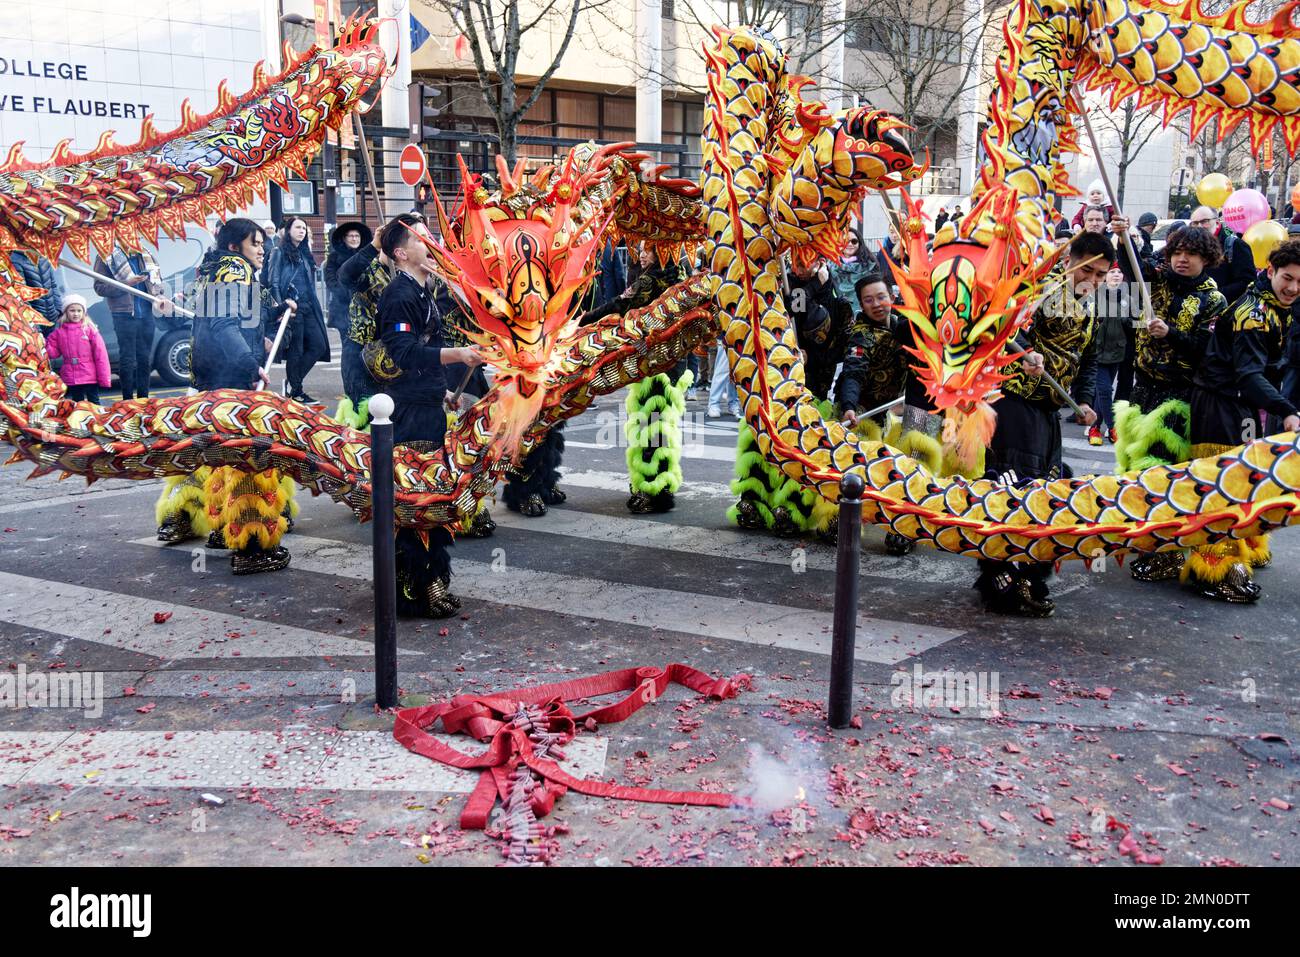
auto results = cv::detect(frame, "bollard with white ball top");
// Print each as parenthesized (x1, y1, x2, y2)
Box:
(369, 393, 398, 709)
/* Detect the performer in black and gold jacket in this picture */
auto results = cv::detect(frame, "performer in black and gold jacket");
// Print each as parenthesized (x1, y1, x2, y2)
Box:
(974, 231, 1109, 617)
(1182, 242, 1300, 603)
(1109, 218, 1229, 583)
(838, 274, 907, 422)
(154, 218, 298, 575)
(377, 217, 482, 619)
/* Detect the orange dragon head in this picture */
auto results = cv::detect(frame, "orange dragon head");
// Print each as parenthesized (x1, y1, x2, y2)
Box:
(890, 185, 1064, 467)
(421, 145, 641, 460)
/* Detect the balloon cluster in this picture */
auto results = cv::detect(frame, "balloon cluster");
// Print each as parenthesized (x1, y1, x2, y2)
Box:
(1196, 173, 1286, 269)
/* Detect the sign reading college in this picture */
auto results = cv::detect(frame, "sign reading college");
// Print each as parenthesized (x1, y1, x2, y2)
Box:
(0, 57, 150, 119)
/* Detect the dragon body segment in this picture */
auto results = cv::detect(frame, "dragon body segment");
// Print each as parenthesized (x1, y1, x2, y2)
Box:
(0, 4, 1297, 562)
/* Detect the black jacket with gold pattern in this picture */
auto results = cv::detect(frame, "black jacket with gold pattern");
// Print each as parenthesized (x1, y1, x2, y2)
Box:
(1119, 255, 1228, 397)
(1194, 275, 1299, 419)
(1003, 284, 1098, 409)
(838, 311, 907, 413)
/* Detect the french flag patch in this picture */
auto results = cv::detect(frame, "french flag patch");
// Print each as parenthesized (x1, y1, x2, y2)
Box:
(394, 321, 412, 333)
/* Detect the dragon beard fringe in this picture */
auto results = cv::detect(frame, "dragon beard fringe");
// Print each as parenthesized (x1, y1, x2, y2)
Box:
(942, 402, 997, 474)
(204, 466, 289, 552)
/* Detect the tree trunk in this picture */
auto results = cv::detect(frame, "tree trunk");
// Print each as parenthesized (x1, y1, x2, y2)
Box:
(499, 126, 518, 166)
(1116, 103, 1133, 209)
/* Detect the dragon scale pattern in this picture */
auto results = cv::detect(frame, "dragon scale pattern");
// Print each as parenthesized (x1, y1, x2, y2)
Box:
(1, 4, 1300, 560)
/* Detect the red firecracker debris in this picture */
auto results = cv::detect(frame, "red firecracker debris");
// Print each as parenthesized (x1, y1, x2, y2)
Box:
(135, 702, 156, 714)
(153, 611, 173, 624)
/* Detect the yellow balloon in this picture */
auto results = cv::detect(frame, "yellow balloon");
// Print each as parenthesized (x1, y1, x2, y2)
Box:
(1196, 172, 1233, 209)
(1243, 220, 1288, 269)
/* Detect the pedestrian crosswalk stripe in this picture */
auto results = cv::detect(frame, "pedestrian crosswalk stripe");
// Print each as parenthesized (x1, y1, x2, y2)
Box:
(565, 439, 737, 462)
(490, 504, 976, 585)
(132, 535, 965, 664)
(0, 482, 161, 514)
(0, 570, 416, 661)
(558, 468, 735, 499)
(0, 730, 606, 792)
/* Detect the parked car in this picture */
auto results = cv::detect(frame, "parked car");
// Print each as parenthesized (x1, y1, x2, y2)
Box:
(1148, 219, 1185, 257)
(53, 224, 213, 387)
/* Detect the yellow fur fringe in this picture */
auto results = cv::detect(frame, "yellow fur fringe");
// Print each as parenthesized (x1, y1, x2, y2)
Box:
(278, 474, 300, 518)
(204, 466, 288, 551)
(154, 469, 212, 534)
(1182, 541, 1253, 585)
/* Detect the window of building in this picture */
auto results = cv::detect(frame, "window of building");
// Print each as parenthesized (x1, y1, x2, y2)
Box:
(663, 99, 705, 182)
(849, 19, 961, 65)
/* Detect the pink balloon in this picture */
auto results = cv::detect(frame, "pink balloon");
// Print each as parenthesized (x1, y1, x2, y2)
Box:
(1222, 188, 1271, 233)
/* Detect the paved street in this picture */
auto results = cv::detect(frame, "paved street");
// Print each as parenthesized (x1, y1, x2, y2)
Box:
(1, 358, 1296, 867)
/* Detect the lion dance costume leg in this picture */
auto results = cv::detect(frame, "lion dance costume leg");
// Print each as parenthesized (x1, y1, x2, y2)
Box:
(626, 371, 689, 514)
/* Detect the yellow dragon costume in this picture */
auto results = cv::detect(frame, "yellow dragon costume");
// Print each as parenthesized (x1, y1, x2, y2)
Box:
(1, 6, 1299, 613)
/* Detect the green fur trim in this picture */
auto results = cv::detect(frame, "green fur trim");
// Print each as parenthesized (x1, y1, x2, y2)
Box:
(1113, 399, 1190, 473)
(727, 499, 775, 529)
(334, 397, 372, 433)
(728, 423, 829, 532)
(625, 371, 689, 495)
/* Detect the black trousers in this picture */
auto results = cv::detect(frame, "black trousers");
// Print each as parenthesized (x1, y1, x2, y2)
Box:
(340, 337, 375, 406)
(64, 383, 101, 403)
(985, 393, 1063, 481)
(1114, 327, 1136, 403)
(112, 313, 154, 399)
(1190, 387, 1254, 449)
(978, 393, 1063, 592)
(393, 399, 453, 612)
(281, 310, 329, 395)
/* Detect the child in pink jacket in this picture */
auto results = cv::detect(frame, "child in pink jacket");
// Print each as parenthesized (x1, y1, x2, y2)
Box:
(46, 294, 111, 403)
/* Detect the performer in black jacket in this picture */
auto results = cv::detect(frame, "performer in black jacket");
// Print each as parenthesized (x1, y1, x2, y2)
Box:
(973, 231, 1109, 617)
(377, 217, 482, 618)
(837, 274, 906, 422)
(1182, 241, 1300, 602)
(786, 258, 854, 401)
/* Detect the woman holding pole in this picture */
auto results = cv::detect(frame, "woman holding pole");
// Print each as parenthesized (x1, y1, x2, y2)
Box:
(154, 218, 300, 575)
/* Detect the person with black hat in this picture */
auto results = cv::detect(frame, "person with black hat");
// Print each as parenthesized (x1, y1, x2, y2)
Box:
(324, 220, 374, 417)
(1135, 212, 1159, 266)
(786, 258, 854, 402)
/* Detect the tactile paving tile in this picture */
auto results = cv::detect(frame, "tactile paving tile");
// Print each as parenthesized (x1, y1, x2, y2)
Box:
(6, 730, 609, 793)
(0, 732, 76, 785)
(311, 731, 609, 791)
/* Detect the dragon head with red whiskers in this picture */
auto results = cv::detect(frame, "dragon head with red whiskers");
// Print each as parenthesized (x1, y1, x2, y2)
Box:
(422, 145, 644, 459)
(890, 185, 1065, 466)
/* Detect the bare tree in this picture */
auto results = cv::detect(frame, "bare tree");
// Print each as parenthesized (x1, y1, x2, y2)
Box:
(841, 0, 1002, 155)
(425, 0, 598, 162)
(1189, 117, 1252, 180)
(1088, 99, 1165, 208)
(597, 0, 848, 98)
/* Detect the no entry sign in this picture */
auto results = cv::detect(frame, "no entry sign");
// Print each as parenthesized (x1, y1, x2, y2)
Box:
(399, 143, 427, 187)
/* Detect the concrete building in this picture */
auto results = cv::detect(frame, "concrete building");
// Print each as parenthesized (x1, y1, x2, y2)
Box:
(407, 0, 991, 239)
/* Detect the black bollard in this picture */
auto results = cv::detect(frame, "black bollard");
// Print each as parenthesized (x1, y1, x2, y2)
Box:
(828, 472, 864, 728)
(369, 393, 399, 710)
